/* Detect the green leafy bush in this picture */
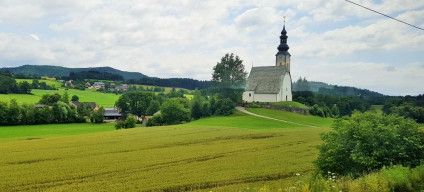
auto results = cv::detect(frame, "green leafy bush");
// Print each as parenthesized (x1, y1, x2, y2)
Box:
(315, 111, 424, 178)
(248, 103, 261, 108)
(115, 115, 137, 129)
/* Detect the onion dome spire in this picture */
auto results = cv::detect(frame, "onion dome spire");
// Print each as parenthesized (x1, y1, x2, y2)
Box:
(277, 18, 289, 53)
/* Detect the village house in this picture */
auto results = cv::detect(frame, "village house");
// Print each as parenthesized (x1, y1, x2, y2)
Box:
(115, 84, 128, 91)
(104, 107, 123, 120)
(91, 82, 105, 89)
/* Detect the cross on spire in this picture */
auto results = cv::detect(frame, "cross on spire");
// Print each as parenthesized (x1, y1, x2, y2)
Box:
(283, 16, 286, 25)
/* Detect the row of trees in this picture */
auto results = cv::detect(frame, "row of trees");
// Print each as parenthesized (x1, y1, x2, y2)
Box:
(124, 77, 211, 90)
(0, 93, 104, 126)
(294, 91, 371, 117)
(68, 71, 124, 81)
(0, 75, 32, 94)
(114, 90, 236, 127)
(383, 95, 424, 123)
(0, 74, 57, 94)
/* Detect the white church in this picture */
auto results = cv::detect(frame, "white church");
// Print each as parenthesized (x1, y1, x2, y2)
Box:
(242, 22, 293, 103)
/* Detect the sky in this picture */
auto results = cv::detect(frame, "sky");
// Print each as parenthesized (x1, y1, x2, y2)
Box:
(0, 0, 423, 96)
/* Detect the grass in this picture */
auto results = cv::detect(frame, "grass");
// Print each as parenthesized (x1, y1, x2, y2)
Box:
(0, 123, 116, 141)
(0, 88, 120, 107)
(187, 111, 312, 129)
(246, 108, 333, 128)
(264, 101, 310, 109)
(16, 79, 62, 88)
(0, 111, 330, 191)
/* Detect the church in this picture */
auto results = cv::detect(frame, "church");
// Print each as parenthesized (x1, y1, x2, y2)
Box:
(242, 22, 293, 103)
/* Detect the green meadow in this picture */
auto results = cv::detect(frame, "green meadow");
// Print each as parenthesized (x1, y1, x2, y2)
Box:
(0, 109, 330, 191)
(16, 79, 62, 88)
(265, 101, 310, 109)
(0, 88, 120, 107)
(246, 108, 333, 127)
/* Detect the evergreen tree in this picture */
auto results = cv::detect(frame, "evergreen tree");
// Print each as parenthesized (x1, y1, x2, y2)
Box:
(61, 91, 70, 103)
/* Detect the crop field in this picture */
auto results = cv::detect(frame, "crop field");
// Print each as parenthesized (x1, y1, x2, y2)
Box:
(0, 123, 116, 142)
(0, 110, 330, 191)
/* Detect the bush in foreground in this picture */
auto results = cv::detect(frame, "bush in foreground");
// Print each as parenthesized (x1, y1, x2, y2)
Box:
(315, 111, 424, 178)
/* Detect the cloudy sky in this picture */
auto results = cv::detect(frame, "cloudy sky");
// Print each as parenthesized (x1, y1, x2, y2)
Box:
(0, 0, 423, 95)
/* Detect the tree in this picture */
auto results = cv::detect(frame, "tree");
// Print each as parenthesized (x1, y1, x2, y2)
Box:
(39, 93, 61, 105)
(160, 99, 190, 125)
(61, 91, 69, 103)
(191, 89, 204, 120)
(191, 101, 202, 120)
(8, 99, 21, 125)
(212, 53, 247, 103)
(32, 79, 40, 89)
(18, 81, 32, 94)
(90, 107, 105, 123)
(115, 92, 154, 117)
(315, 112, 424, 178)
(71, 95, 79, 102)
(146, 100, 160, 116)
(0, 101, 9, 125)
(215, 98, 235, 116)
(293, 77, 311, 92)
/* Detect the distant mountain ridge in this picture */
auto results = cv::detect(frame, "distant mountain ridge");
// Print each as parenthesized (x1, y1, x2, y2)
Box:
(1, 65, 147, 80)
(293, 79, 385, 97)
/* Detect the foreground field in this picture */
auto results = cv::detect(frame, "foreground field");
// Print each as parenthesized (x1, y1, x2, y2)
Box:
(0, 111, 330, 191)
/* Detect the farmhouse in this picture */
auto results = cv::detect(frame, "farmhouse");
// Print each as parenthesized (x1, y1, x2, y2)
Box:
(104, 107, 123, 119)
(92, 82, 105, 89)
(242, 21, 292, 103)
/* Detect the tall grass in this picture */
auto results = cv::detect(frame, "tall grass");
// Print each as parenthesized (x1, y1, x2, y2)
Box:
(295, 165, 424, 192)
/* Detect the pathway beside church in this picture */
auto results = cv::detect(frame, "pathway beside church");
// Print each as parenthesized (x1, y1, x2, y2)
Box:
(235, 107, 317, 128)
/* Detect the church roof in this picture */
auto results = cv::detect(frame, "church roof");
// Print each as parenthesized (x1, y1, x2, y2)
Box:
(245, 66, 289, 94)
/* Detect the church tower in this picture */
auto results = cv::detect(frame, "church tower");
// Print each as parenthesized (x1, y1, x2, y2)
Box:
(276, 22, 290, 71)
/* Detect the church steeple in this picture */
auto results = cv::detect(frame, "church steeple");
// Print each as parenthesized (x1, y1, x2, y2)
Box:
(275, 17, 291, 70)
(277, 25, 289, 52)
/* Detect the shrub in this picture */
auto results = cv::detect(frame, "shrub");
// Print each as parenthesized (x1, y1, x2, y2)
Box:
(248, 103, 261, 108)
(90, 107, 105, 123)
(215, 98, 235, 116)
(315, 111, 424, 178)
(115, 115, 137, 129)
(146, 115, 163, 127)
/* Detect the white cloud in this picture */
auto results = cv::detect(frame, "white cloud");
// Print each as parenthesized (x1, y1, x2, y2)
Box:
(29, 34, 40, 41)
(0, 0, 423, 95)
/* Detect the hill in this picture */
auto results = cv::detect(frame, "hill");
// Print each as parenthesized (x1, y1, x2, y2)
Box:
(2, 65, 146, 80)
(293, 78, 385, 97)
